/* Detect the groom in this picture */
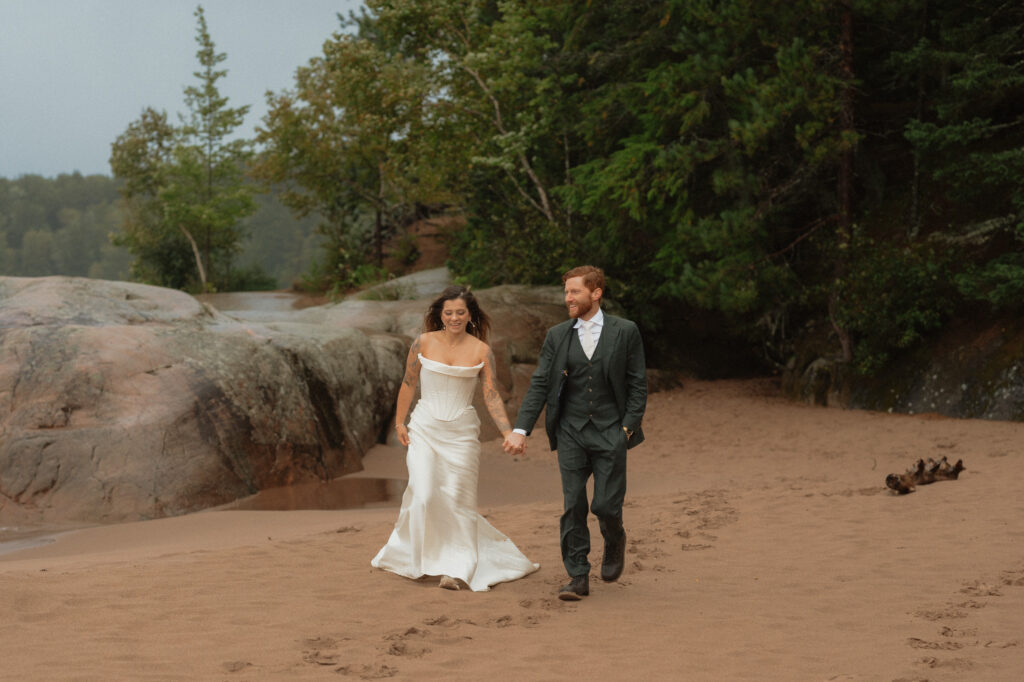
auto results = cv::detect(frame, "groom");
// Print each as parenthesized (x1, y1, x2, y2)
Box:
(504, 265, 647, 601)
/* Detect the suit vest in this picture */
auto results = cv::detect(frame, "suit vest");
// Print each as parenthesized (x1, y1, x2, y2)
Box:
(562, 326, 620, 431)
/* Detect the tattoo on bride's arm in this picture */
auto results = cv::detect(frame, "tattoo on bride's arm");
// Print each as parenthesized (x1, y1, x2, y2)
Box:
(402, 338, 422, 388)
(482, 350, 512, 432)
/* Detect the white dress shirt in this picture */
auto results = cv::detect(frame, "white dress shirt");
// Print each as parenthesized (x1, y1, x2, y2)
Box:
(576, 307, 605, 350)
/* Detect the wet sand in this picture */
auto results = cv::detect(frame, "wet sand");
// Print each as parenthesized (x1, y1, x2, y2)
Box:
(1, 379, 1022, 680)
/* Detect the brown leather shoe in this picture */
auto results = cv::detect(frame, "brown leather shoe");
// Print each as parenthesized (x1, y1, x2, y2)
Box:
(557, 574, 590, 601)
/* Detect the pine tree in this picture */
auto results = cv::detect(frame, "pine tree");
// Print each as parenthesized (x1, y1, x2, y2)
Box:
(110, 5, 256, 291)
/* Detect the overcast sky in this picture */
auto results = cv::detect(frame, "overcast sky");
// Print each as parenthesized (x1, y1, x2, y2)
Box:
(1, 0, 363, 179)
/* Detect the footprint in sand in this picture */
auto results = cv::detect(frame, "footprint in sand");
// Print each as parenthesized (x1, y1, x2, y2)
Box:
(521, 597, 560, 612)
(335, 663, 399, 679)
(677, 528, 719, 543)
(422, 614, 475, 628)
(304, 650, 342, 666)
(481, 602, 552, 628)
(383, 626, 432, 658)
(960, 581, 1002, 597)
(1000, 568, 1024, 586)
(917, 656, 975, 672)
(221, 660, 253, 673)
(302, 636, 342, 648)
(939, 625, 976, 638)
(637, 491, 738, 564)
(907, 562, 1024, 672)
(914, 607, 968, 621)
(630, 542, 668, 561)
(907, 637, 964, 650)
(299, 636, 347, 667)
(631, 559, 668, 573)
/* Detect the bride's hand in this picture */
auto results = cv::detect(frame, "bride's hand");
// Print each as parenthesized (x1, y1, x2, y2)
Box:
(503, 432, 526, 456)
(395, 423, 410, 447)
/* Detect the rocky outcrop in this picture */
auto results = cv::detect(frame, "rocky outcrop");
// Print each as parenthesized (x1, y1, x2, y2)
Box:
(1, 272, 674, 526)
(217, 279, 569, 442)
(0, 273, 578, 525)
(0, 277, 406, 526)
(783, 316, 1024, 421)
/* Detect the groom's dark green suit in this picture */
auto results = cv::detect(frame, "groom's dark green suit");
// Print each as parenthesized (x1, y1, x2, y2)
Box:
(514, 311, 647, 578)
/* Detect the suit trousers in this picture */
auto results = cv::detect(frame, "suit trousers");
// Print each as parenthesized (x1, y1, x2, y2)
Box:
(556, 420, 628, 577)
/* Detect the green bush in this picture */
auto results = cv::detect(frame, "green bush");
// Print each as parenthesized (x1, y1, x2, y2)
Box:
(831, 237, 956, 374)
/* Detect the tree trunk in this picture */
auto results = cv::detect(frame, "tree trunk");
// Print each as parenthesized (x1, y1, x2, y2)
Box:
(908, 0, 929, 240)
(375, 208, 383, 268)
(180, 224, 208, 291)
(832, 0, 855, 363)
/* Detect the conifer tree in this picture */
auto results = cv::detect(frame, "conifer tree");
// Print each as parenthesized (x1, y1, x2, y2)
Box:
(110, 5, 255, 291)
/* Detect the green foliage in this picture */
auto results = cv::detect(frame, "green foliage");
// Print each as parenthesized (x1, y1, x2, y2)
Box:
(955, 249, 1024, 310)
(261, 0, 586, 291)
(0, 173, 132, 280)
(892, 0, 1024, 311)
(295, 208, 391, 298)
(253, 14, 449, 293)
(391, 232, 420, 269)
(0, 171, 321, 289)
(236, 191, 323, 288)
(565, 0, 849, 325)
(46, 0, 983, 374)
(829, 236, 956, 374)
(110, 6, 257, 292)
(222, 263, 279, 292)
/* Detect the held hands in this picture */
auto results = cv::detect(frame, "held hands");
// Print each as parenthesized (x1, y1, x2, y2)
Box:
(503, 431, 527, 456)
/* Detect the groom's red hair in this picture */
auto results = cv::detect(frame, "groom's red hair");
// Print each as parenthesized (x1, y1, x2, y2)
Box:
(562, 265, 605, 293)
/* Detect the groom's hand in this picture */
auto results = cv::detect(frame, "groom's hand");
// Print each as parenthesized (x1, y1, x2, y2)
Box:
(504, 432, 527, 455)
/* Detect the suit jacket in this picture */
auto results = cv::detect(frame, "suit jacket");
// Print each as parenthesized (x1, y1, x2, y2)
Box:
(514, 312, 647, 451)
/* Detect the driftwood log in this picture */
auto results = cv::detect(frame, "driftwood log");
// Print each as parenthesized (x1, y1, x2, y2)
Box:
(885, 456, 965, 494)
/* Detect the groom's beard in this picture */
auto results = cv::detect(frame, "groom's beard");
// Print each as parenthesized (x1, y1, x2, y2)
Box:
(568, 297, 594, 319)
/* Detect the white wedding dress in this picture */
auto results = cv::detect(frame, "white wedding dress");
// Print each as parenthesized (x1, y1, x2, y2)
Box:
(371, 354, 539, 591)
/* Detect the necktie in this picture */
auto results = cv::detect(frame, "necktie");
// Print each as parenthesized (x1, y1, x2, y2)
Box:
(581, 320, 596, 359)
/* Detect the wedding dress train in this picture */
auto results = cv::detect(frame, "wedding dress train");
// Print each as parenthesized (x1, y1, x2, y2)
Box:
(371, 354, 539, 592)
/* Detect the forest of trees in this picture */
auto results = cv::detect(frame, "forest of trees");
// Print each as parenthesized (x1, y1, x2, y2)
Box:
(260, 0, 1019, 375)
(2, 0, 1022, 376)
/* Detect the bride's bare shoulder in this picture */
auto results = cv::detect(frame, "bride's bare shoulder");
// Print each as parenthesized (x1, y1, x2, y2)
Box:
(474, 337, 492, 362)
(418, 331, 442, 350)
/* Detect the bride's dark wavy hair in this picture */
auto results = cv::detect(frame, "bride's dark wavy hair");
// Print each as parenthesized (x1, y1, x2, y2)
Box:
(424, 285, 491, 342)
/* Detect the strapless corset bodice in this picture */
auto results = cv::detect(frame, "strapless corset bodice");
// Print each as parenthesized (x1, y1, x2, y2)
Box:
(417, 354, 482, 421)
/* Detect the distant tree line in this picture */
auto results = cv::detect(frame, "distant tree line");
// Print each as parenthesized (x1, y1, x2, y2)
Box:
(0, 173, 130, 281)
(0, 172, 321, 290)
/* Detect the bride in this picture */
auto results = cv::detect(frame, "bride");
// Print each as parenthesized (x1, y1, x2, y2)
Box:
(371, 286, 539, 591)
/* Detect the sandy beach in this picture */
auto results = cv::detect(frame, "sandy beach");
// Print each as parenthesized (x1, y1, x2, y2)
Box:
(2, 378, 1022, 681)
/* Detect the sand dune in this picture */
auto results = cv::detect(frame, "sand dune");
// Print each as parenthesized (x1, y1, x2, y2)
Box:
(2, 379, 1022, 680)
